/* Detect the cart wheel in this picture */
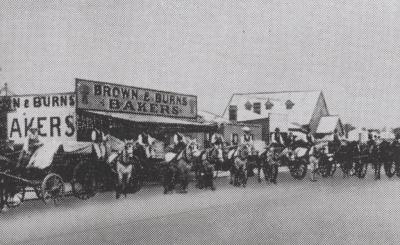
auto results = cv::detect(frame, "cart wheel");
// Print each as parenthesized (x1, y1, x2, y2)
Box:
(72, 162, 96, 200)
(41, 173, 65, 204)
(7, 187, 26, 208)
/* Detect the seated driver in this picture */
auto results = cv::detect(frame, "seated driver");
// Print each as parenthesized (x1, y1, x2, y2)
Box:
(211, 132, 224, 150)
(91, 123, 108, 160)
(18, 128, 43, 166)
(137, 130, 156, 158)
(172, 132, 187, 153)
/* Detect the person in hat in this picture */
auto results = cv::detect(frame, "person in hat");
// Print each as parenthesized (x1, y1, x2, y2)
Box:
(211, 132, 224, 150)
(391, 134, 400, 167)
(308, 144, 320, 182)
(302, 126, 315, 147)
(286, 131, 296, 148)
(91, 122, 108, 160)
(18, 127, 43, 166)
(240, 126, 253, 146)
(137, 129, 156, 158)
(270, 127, 284, 147)
(172, 132, 187, 153)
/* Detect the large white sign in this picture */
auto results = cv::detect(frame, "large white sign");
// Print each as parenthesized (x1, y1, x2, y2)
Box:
(7, 93, 76, 144)
(76, 79, 198, 119)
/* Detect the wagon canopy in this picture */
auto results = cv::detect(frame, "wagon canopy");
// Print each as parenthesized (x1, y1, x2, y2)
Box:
(27, 135, 125, 169)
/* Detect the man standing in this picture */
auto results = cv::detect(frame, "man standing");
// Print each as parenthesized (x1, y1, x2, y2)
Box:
(241, 127, 253, 146)
(137, 130, 156, 158)
(173, 132, 187, 153)
(18, 127, 42, 167)
(368, 133, 380, 179)
(286, 131, 296, 148)
(270, 128, 284, 147)
(211, 132, 224, 149)
(308, 144, 319, 182)
(91, 123, 107, 160)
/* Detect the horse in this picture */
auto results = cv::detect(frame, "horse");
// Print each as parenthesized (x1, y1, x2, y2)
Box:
(162, 140, 199, 194)
(229, 144, 252, 187)
(194, 146, 224, 190)
(378, 140, 396, 178)
(109, 140, 140, 199)
(367, 141, 381, 180)
(261, 146, 281, 184)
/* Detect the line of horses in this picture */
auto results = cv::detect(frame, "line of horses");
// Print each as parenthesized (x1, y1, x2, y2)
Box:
(149, 138, 400, 195)
(3, 136, 400, 210)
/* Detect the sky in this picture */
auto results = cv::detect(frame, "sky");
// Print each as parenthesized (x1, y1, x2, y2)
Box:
(1, 0, 400, 129)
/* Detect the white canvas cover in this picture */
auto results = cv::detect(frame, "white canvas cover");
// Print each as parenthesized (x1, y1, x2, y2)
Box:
(27, 135, 126, 169)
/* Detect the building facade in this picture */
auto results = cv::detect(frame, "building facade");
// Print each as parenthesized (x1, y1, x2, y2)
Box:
(222, 90, 339, 144)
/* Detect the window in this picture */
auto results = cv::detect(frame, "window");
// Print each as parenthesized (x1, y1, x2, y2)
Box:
(285, 100, 295, 109)
(232, 133, 239, 145)
(250, 134, 254, 141)
(229, 105, 237, 121)
(253, 102, 261, 114)
(265, 99, 274, 110)
(245, 101, 252, 110)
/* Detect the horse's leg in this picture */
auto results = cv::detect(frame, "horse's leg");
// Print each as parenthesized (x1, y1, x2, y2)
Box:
(272, 164, 278, 184)
(116, 177, 121, 199)
(180, 166, 189, 193)
(257, 159, 262, 183)
(0, 176, 5, 211)
(162, 166, 170, 194)
(209, 165, 216, 191)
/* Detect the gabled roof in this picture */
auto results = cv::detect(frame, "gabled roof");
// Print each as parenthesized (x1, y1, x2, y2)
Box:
(316, 115, 342, 134)
(198, 110, 231, 124)
(222, 90, 323, 125)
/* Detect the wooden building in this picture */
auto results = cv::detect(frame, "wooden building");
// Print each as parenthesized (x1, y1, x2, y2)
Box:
(221, 90, 339, 144)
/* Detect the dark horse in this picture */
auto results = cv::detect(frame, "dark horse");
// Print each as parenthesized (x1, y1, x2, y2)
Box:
(378, 140, 396, 178)
(162, 140, 199, 194)
(193, 147, 224, 190)
(335, 141, 368, 178)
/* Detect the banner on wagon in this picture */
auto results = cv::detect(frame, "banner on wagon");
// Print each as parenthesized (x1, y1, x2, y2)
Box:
(76, 79, 197, 119)
(6, 93, 77, 144)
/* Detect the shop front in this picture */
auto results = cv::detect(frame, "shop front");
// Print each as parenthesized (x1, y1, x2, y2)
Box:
(75, 79, 216, 148)
(1, 79, 216, 150)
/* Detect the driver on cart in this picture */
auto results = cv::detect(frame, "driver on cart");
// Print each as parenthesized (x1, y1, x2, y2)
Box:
(269, 127, 285, 148)
(172, 132, 187, 153)
(137, 129, 156, 159)
(91, 123, 108, 160)
(211, 132, 224, 150)
(17, 127, 43, 167)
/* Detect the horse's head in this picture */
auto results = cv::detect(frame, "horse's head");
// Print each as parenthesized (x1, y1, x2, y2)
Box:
(180, 139, 200, 161)
(237, 145, 250, 160)
(267, 146, 280, 160)
(206, 147, 224, 163)
(124, 139, 135, 157)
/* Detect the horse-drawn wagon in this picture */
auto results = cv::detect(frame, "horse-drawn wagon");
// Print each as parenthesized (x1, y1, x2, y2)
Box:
(0, 136, 133, 211)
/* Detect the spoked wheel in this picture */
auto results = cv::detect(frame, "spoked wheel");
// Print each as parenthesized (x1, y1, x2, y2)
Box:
(6, 187, 26, 208)
(290, 160, 308, 180)
(41, 173, 65, 204)
(385, 161, 396, 178)
(128, 170, 142, 194)
(1, 184, 26, 209)
(396, 163, 400, 178)
(0, 173, 26, 210)
(72, 163, 96, 200)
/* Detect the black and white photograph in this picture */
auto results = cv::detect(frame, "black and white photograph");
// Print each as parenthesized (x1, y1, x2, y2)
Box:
(1, 1, 400, 244)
